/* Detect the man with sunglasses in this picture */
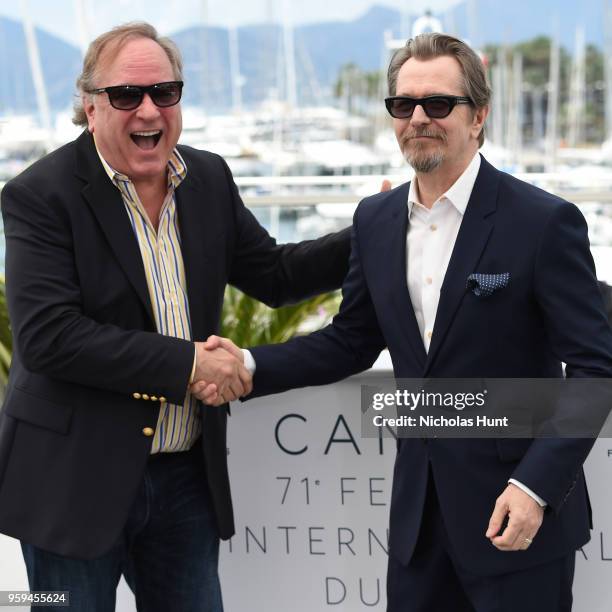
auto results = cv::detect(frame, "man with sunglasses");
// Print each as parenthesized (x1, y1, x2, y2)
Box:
(196, 33, 612, 610)
(0, 22, 351, 612)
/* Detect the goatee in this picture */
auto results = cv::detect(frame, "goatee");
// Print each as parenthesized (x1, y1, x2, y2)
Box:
(401, 129, 446, 173)
(404, 149, 445, 173)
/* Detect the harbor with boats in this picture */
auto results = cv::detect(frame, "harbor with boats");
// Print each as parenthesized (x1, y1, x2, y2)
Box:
(1, 3, 612, 275)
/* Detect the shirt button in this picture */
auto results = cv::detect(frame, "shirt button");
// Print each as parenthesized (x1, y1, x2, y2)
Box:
(142, 427, 155, 437)
(430, 224, 437, 231)
(426, 331, 432, 339)
(425, 277, 433, 285)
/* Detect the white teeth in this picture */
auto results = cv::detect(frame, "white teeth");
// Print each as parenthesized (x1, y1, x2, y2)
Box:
(132, 130, 161, 136)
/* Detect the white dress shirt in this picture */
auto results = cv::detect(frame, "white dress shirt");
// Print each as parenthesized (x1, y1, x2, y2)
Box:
(405, 154, 479, 351)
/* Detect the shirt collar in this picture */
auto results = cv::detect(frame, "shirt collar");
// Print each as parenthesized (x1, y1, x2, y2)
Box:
(94, 136, 188, 192)
(407, 152, 481, 217)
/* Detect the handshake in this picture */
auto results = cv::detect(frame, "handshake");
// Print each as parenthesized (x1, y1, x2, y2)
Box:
(190, 336, 249, 406)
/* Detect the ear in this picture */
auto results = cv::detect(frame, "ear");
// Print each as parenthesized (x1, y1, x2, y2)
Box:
(83, 94, 96, 133)
(471, 104, 489, 139)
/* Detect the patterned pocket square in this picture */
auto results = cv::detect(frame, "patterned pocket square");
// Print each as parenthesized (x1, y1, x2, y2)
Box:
(466, 272, 510, 297)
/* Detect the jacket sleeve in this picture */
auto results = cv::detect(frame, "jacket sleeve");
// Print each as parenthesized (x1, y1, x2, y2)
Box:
(222, 158, 351, 307)
(2, 179, 194, 405)
(510, 201, 612, 512)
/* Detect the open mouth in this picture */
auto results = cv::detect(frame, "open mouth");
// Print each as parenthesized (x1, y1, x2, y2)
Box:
(130, 130, 162, 150)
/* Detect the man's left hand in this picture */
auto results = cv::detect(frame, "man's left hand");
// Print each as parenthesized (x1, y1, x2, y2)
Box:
(485, 483, 544, 551)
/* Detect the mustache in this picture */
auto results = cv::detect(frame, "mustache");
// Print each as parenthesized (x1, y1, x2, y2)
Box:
(402, 129, 447, 144)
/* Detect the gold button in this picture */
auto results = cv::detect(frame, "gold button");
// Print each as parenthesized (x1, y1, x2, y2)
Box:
(151, 396, 158, 402)
(426, 331, 432, 339)
(142, 427, 154, 437)
(142, 394, 150, 401)
(430, 224, 437, 231)
(133, 392, 141, 400)
(159, 396, 167, 403)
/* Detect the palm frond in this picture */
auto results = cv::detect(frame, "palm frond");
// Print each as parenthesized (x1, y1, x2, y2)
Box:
(0, 276, 12, 386)
(220, 286, 340, 348)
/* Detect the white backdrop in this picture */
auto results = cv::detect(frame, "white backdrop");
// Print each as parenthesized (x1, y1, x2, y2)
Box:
(224, 375, 612, 611)
(1, 369, 612, 611)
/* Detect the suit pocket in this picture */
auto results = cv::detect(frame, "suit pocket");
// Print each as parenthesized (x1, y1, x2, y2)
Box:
(495, 438, 532, 463)
(4, 385, 73, 434)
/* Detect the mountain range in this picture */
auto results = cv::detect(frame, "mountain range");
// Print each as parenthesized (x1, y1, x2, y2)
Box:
(0, 1, 607, 117)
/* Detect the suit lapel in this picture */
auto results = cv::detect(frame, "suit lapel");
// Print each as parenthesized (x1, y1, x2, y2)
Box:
(76, 132, 155, 324)
(424, 157, 500, 373)
(385, 185, 428, 368)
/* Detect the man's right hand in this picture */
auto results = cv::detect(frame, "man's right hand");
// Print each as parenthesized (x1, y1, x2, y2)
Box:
(193, 341, 252, 404)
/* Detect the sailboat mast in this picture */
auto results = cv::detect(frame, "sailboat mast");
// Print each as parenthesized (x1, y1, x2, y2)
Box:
(545, 23, 560, 170)
(281, 0, 297, 109)
(19, 0, 53, 151)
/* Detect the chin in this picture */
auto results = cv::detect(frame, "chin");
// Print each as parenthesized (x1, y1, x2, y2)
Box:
(404, 151, 445, 173)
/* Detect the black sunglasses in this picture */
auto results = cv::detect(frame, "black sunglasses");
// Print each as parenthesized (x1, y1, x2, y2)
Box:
(88, 81, 184, 111)
(384, 95, 472, 119)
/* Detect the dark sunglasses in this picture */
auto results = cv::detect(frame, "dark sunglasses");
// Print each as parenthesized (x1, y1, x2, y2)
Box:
(88, 81, 184, 110)
(384, 95, 472, 119)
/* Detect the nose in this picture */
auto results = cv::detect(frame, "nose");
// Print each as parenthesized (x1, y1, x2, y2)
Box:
(135, 93, 160, 119)
(409, 103, 431, 126)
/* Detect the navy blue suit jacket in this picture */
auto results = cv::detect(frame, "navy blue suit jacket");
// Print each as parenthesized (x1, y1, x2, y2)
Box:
(249, 156, 612, 576)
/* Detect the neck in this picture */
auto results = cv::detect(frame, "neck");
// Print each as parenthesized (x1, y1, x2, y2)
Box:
(133, 173, 168, 230)
(413, 152, 477, 209)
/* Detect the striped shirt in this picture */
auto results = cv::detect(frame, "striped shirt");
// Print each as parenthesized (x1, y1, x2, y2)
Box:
(96, 145, 201, 453)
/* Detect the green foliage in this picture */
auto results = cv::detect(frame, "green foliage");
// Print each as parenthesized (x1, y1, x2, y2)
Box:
(484, 38, 567, 91)
(0, 276, 12, 386)
(584, 45, 605, 141)
(334, 63, 383, 108)
(585, 44, 604, 88)
(483, 36, 604, 143)
(220, 286, 340, 348)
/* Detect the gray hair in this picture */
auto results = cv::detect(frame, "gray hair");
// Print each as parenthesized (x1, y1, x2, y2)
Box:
(387, 33, 491, 146)
(73, 22, 183, 127)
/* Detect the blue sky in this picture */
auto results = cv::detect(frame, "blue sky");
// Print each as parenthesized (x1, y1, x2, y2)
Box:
(3, 0, 462, 46)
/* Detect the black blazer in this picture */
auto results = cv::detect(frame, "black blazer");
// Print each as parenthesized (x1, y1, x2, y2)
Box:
(249, 156, 612, 575)
(0, 131, 350, 559)
(598, 280, 612, 322)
